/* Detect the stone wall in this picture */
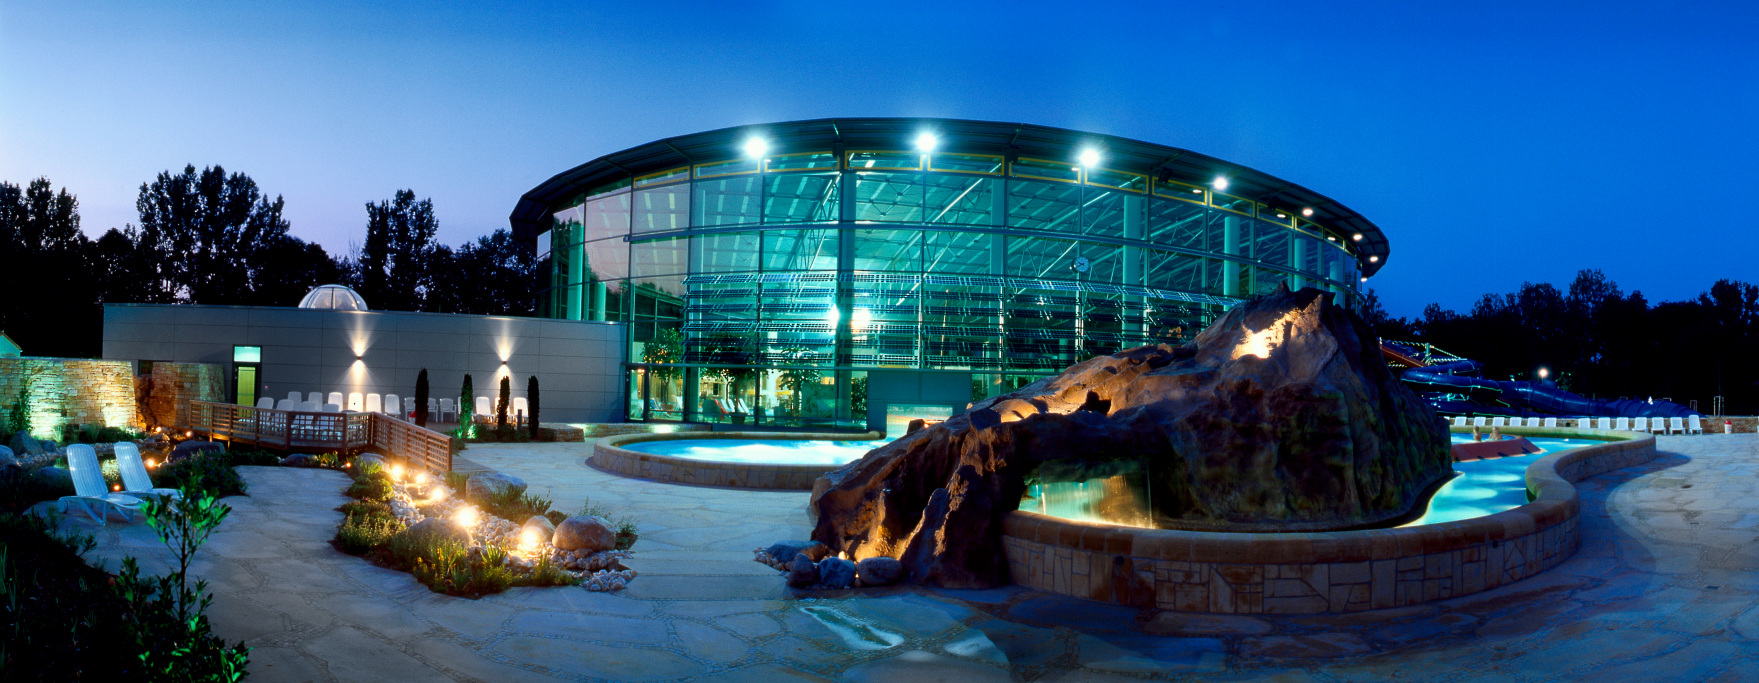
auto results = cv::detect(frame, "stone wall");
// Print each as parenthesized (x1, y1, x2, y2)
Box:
(0, 357, 138, 439)
(1000, 428, 1656, 614)
(139, 362, 226, 430)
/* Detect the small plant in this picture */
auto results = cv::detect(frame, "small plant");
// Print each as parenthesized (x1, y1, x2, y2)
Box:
(156, 452, 247, 498)
(5, 384, 28, 436)
(512, 552, 578, 588)
(527, 375, 540, 439)
(338, 498, 394, 522)
(481, 488, 551, 524)
(578, 497, 639, 550)
(415, 368, 430, 427)
(387, 524, 512, 597)
(444, 470, 471, 494)
(127, 486, 251, 678)
(227, 449, 282, 467)
(334, 512, 403, 555)
(344, 473, 393, 503)
(543, 509, 567, 526)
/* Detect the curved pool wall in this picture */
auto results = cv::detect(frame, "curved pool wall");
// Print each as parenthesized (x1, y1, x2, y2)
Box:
(592, 431, 886, 489)
(999, 426, 1656, 614)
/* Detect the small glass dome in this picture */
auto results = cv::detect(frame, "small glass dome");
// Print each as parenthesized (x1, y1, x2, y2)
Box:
(297, 284, 368, 311)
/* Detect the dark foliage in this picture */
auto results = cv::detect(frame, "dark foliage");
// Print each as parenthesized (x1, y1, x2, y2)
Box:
(415, 368, 430, 427)
(460, 374, 474, 424)
(527, 375, 540, 439)
(496, 375, 511, 430)
(359, 190, 439, 312)
(156, 451, 248, 498)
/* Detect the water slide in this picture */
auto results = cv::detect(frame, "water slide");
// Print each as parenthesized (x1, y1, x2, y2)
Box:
(1381, 342, 1700, 419)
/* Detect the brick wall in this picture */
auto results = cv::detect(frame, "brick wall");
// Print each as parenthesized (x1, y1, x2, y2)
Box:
(0, 358, 139, 439)
(138, 362, 226, 430)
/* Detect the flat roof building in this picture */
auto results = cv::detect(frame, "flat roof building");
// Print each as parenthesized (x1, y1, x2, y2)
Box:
(512, 118, 1390, 431)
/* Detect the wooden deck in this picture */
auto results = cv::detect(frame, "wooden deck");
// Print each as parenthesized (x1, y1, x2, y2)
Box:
(186, 400, 454, 474)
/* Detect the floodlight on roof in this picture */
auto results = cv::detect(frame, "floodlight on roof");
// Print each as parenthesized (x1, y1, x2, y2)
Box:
(1212, 176, 1229, 191)
(1352, 233, 1363, 241)
(1078, 148, 1101, 168)
(914, 132, 938, 152)
(1302, 207, 1313, 217)
(742, 137, 768, 159)
(1368, 255, 1380, 263)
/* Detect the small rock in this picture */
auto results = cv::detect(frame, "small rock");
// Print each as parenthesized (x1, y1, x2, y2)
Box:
(818, 557, 856, 589)
(9, 431, 43, 456)
(281, 453, 317, 467)
(465, 471, 527, 503)
(787, 555, 818, 587)
(0, 445, 15, 467)
(764, 540, 829, 565)
(522, 514, 556, 542)
(356, 453, 389, 470)
(553, 515, 616, 552)
(398, 517, 469, 544)
(856, 557, 904, 586)
(35, 466, 73, 493)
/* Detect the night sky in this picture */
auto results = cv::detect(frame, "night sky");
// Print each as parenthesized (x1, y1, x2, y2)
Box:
(3, 1, 1754, 317)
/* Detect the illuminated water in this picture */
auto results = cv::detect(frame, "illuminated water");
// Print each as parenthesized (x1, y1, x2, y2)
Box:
(622, 439, 879, 466)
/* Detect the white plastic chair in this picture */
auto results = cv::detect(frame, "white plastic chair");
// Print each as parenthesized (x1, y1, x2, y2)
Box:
(1688, 415, 1703, 434)
(383, 394, 399, 416)
(513, 397, 529, 420)
(115, 442, 181, 501)
(308, 391, 323, 405)
(287, 391, 303, 403)
(1614, 417, 1630, 431)
(1632, 417, 1648, 432)
(475, 396, 491, 420)
(365, 393, 382, 413)
(425, 397, 438, 420)
(58, 445, 142, 525)
(1452, 416, 1465, 426)
(1472, 417, 1487, 427)
(322, 403, 342, 413)
(298, 400, 320, 411)
(275, 398, 295, 410)
(1492, 417, 1507, 428)
(439, 398, 455, 422)
(255, 397, 274, 409)
(1596, 417, 1611, 430)
(404, 396, 417, 417)
(327, 392, 344, 407)
(1650, 418, 1667, 434)
(1668, 416, 1684, 434)
(1543, 417, 1557, 428)
(347, 393, 364, 412)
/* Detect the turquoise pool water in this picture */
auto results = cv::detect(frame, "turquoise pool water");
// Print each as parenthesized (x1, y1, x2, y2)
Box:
(1402, 435, 1591, 526)
(622, 439, 879, 466)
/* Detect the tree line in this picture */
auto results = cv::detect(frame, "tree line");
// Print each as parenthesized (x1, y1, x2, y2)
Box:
(0, 167, 534, 358)
(1360, 269, 1759, 415)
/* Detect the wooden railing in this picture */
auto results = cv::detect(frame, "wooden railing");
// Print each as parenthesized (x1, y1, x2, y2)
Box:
(186, 401, 454, 474)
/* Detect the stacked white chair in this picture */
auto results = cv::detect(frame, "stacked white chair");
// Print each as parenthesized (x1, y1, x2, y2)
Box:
(1650, 418, 1667, 434)
(475, 396, 491, 420)
(439, 398, 455, 422)
(327, 392, 344, 407)
(1473, 417, 1488, 427)
(287, 391, 303, 403)
(1597, 417, 1611, 430)
(308, 391, 324, 405)
(1632, 417, 1648, 432)
(1452, 416, 1466, 426)
(255, 397, 275, 409)
(347, 393, 364, 412)
(365, 393, 382, 413)
(1688, 415, 1704, 435)
(404, 396, 417, 417)
(383, 394, 400, 416)
(1492, 417, 1507, 428)
(322, 403, 342, 413)
(1669, 416, 1685, 434)
(513, 397, 529, 420)
(275, 398, 295, 410)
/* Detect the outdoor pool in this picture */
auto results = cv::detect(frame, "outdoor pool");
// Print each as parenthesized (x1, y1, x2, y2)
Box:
(619, 439, 881, 466)
(1401, 435, 1592, 526)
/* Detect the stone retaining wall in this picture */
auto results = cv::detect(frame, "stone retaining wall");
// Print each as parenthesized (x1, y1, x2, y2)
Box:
(0, 357, 138, 438)
(593, 431, 884, 489)
(999, 428, 1656, 614)
(141, 362, 226, 430)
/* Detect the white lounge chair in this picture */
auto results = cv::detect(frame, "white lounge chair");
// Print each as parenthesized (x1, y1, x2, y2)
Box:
(1595, 417, 1610, 430)
(275, 398, 296, 410)
(255, 397, 275, 409)
(1452, 416, 1465, 426)
(1668, 416, 1685, 434)
(1650, 418, 1667, 434)
(1543, 417, 1558, 428)
(1633, 417, 1649, 432)
(308, 391, 324, 405)
(1613, 417, 1629, 431)
(1491, 417, 1506, 428)
(1473, 417, 1488, 427)
(58, 445, 143, 525)
(1688, 415, 1704, 435)
(347, 393, 364, 412)
(114, 442, 181, 501)
(287, 391, 303, 403)
(327, 391, 344, 407)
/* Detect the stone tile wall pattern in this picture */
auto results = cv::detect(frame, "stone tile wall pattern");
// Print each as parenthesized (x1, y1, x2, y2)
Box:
(0, 358, 139, 438)
(139, 362, 226, 430)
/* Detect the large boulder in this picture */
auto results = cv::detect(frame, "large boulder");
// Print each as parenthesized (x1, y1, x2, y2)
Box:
(399, 517, 468, 544)
(169, 440, 225, 463)
(35, 466, 73, 493)
(9, 431, 43, 456)
(806, 285, 1453, 588)
(465, 472, 527, 503)
(0, 445, 14, 466)
(856, 556, 904, 586)
(817, 557, 857, 589)
(552, 515, 616, 552)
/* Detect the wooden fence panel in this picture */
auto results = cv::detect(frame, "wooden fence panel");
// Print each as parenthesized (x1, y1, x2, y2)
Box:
(185, 401, 452, 474)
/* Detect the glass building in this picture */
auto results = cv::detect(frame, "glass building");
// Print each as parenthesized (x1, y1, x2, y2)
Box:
(510, 118, 1390, 429)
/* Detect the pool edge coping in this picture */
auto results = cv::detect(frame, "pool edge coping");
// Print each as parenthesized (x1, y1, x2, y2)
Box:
(591, 430, 887, 490)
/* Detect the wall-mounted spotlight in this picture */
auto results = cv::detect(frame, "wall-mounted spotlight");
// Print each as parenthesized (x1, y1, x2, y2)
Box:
(742, 136, 768, 159)
(1302, 207, 1313, 217)
(914, 132, 938, 152)
(1212, 176, 1229, 191)
(1077, 148, 1101, 168)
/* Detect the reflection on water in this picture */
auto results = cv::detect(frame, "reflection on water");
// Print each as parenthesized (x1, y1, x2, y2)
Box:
(1026, 472, 1154, 528)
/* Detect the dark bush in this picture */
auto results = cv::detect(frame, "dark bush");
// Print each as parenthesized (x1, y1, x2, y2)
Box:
(227, 449, 282, 467)
(415, 368, 430, 427)
(334, 513, 402, 555)
(156, 452, 247, 498)
(344, 474, 392, 503)
(527, 375, 540, 439)
(496, 375, 510, 430)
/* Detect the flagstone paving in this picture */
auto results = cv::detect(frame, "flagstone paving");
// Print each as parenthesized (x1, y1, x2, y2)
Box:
(49, 433, 1759, 681)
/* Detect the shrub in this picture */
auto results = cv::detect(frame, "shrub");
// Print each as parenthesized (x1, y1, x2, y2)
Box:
(496, 375, 510, 430)
(338, 499, 394, 522)
(0, 466, 68, 513)
(5, 385, 27, 436)
(460, 374, 474, 425)
(415, 368, 430, 427)
(481, 488, 551, 525)
(578, 497, 639, 550)
(511, 552, 577, 588)
(543, 509, 567, 527)
(156, 453, 247, 498)
(70, 424, 144, 444)
(334, 512, 403, 555)
(527, 375, 540, 439)
(344, 473, 393, 503)
(444, 471, 471, 494)
(387, 524, 512, 597)
(227, 449, 282, 467)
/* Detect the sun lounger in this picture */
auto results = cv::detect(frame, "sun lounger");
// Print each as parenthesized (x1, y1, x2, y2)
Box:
(1688, 415, 1704, 435)
(1472, 417, 1487, 427)
(1452, 417, 1465, 426)
(1543, 417, 1558, 428)
(58, 445, 143, 525)
(1491, 417, 1507, 428)
(1649, 417, 1666, 434)
(114, 442, 181, 501)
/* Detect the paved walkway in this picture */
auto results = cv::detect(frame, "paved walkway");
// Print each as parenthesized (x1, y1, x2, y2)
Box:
(52, 434, 1759, 681)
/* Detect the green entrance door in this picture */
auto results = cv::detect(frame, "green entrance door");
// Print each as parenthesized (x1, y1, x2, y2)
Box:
(235, 365, 258, 406)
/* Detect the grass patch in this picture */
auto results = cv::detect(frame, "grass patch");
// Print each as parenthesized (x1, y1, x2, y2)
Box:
(334, 512, 403, 555)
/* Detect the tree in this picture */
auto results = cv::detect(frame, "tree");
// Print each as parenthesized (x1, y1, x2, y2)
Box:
(445, 229, 536, 316)
(134, 165, 292, 304)
(496, 375, 511, 430)
(460, 374, 474, 427)
(0, 177, 99, 357)
(527, 375, 540, 439)
(360, 190, 438, 311)
(414, 369, 430, 427)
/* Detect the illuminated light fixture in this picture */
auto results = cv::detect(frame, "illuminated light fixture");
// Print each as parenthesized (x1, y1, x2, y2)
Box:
(456, 506, 477, 531)
(1327, 236, 1337, 242)
(1078, 148, 1101, 168)
(1190, 187, 1202, 194)
(1302, 207, 1313, 217)
(741, 137, 768, 159)
(390, 464, 404, 480)
(501, 359, 507, 365)
(914, 132, 937, 152)
(1368, 255, 1380, 263)
(520, 527, 540, 553)
(1275, 211, 1287, 219)
(1212, 176, 1229, 191)
(1352, 233, 1363, 241)
(1360, 277, 1368, 283)
(1538, 367, 1550, 379)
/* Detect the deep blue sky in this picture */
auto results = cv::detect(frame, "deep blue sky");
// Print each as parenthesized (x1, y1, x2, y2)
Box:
(3, 1, 1754, 317)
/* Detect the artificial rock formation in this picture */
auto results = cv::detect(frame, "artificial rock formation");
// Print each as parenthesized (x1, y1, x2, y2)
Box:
(806, 285, 1453, 588)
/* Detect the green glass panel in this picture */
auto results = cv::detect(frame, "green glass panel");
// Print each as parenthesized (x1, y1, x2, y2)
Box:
(1211, 191, 1253, 215)
(1086, 168, 1147, 193)
(929, 154, 1003, 174)
(924, 175, 996, 225)
(763, 229, 837, 271)
(692, 176, 762, 227)
(763, 173, 839, 224)
(630, 237, 687, 277)
(848, 151, 919, 170)
(1010, 158, 1079, 182)
(1207, 211, 1253, 259)
(633, 184, 689, 233)
(583, 191, 630, 242)
(1005, 235, 1080, 278)
(924, 230, 994, 275)
(584, 237, 628, 282)
(1147, 250, 1212, 295)
(695, 159, 758, 177)
(1080, 242, 1129, 285)
(767, 153, 838, 171)
(1006, 179, 1081, 233)
(1147, 198, 1206, 250)
(1254, 222, 1290, 269)
(1081, 188, 1133, 238)
(854, 172, 923, 223)
(854, 229, 922, 272)
(691, 232, 759, 273)
(636, 167, 689, 187)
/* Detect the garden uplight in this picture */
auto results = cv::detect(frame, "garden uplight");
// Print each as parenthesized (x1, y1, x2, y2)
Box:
(456, 506, 477, 529)
(390, 464, 404, 480)
(520, 527, 539, 553)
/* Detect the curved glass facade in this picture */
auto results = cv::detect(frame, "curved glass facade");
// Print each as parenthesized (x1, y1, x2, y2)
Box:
(532, 130, 1370, 428)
